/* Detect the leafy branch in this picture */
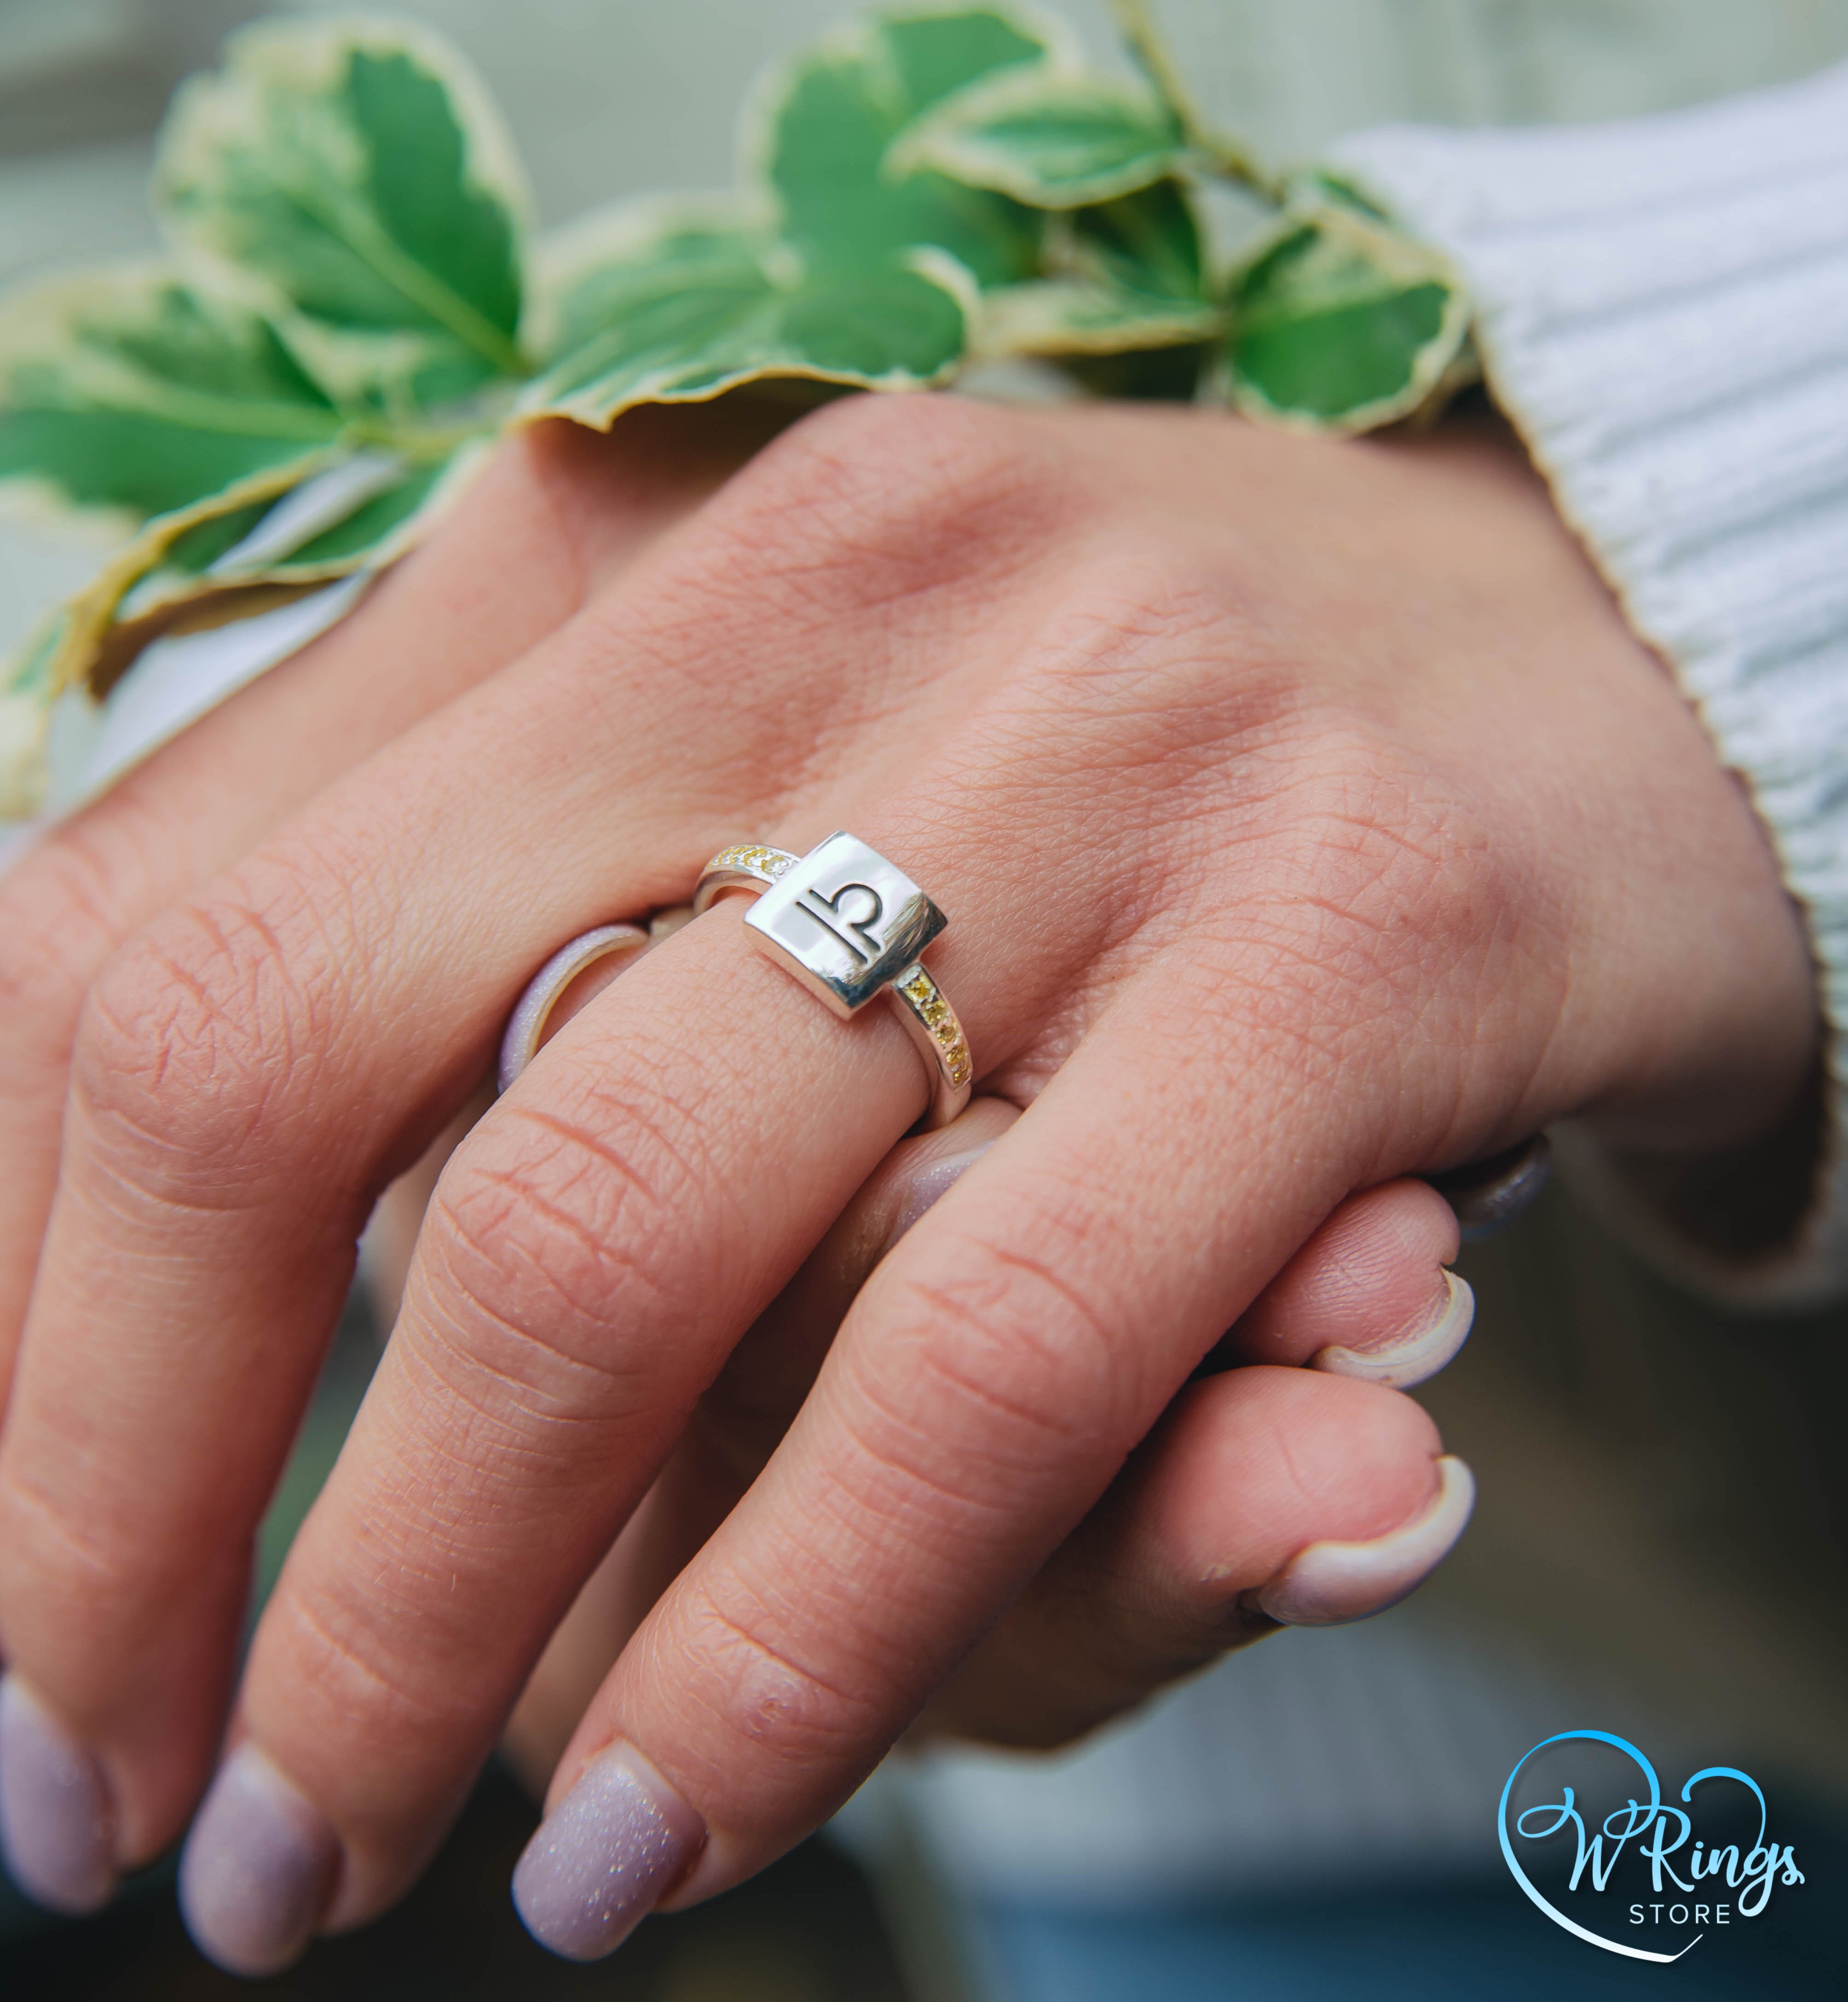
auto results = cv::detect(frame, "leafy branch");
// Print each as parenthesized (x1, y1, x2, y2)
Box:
(0, 4, 1474, 819)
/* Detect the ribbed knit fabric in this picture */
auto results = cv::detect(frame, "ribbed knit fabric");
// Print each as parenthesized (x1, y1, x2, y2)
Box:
(1331, 62, 1848, 1307)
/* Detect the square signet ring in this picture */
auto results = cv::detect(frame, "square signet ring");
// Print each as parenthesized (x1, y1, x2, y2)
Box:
(695, 833, 974, 1129)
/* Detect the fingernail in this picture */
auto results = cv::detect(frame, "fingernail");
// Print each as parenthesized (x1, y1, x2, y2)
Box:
(513, 1742, 704, 1962)
(0, 1673, 116, 1914)
(887, 1144, 994, 1247)
(1311, 1270, 1475, 1390)
(1426, 1133, 1551, 1240)
(1250, 1455, 1475, 1626)
(179, 1744, 339, 1977)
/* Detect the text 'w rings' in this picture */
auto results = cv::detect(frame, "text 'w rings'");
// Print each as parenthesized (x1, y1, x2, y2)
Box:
(696, 833, 974, 1130)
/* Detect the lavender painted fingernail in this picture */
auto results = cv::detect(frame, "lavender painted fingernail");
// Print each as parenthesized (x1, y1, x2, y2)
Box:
(179, 1745, 338, 1977)
(887, 1144, 995, 1246)
(1252, 1455, 1476, 1626)
(1311, 1270, 1476, 1390)
(0, 1673, 116, 1914)
(513, 1742, 704, 1961)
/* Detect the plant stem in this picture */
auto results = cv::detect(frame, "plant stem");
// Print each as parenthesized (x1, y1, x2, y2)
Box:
(1109, 0, 1282, 202)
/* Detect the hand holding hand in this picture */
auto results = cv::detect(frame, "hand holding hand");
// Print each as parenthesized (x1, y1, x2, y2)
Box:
(0, 394, 1812, 1969)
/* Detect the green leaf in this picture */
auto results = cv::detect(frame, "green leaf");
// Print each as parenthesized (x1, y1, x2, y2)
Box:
(6, 441, 476, 728)
(993, 178, 1213, 392)
(31, 459, 344, 700)
(531, 197, 774, 367)
(0, 610, 64, 817)
(752, 6, 1054, 285)
(1227, 204, 1469, 431)
(117, 447, 453, 602)
(155, 16, 531, 410)
(975, 277, 1218, 358)
(0, 266, 343, 524)
(1060, 179, 1205, 302)
(525, 199, 971, 428)
(893, 66, 1184, 208)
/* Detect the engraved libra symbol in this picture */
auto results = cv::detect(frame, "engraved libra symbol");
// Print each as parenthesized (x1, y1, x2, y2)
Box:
(795, 882, 886, 965)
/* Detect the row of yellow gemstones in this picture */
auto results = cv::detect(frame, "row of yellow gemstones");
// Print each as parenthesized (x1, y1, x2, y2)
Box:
(707, 843, 795, 879)
(898, 966, 973, 1088)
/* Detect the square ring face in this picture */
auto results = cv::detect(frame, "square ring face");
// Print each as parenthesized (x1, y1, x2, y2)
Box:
(744, 832, 947, 1017)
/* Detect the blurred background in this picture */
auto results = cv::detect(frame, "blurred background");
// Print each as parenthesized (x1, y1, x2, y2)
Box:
(4, 2, 1848, 1996)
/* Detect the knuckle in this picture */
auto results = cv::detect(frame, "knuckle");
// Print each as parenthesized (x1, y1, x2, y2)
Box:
(1158, 721, 1556, 1134)
(1002, 539, 1255, 753)
(411, 1082, 710, 1414)
(709, 392, 1069, 603)
(265, 1575, 472, 1753)
(71, 884, 336, 1193)
(668, 1577, 876, 1771)
(851, 1215, 1131, 1500)
(1264, 729, 1531, 985)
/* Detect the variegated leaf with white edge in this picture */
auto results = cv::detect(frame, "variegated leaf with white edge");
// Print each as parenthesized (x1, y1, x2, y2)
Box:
(155, 14, 532, 412)
(0, 611, 64, 819)
(892, 65, 1185, 208)
(0, 265, 344, 528)
(751, 5, 1060, 285)
(65, 443, 482, 706)
(974, 277, 1219, 359)
(1059, 179, 1206, 304)
(525, 197, 972, 428)
(1227, 201, 1470, 431)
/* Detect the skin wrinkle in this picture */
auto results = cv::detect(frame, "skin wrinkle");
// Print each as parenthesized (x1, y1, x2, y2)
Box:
(266, 1590, 471, 1750)
(830, 1312, 1109, 1531)
(300, 1448, 618, 1632)
(711, 397, 1068, 615)
(814, 1377, 1044, 1551)
(75, 903, 358, 1183)
(572, 472, 1051, 777)
(687, 1466, 1002, 1713)
(312, 1448, 618, 1629)
(404, 1217, 676, 1423)
(434, 1098, 696, 1274)
(669, 1600, 874, 1772)
(0, 1464, 142, 1604)
(508, 1054, 735, 1220)
(350, 1430, 637, 1597)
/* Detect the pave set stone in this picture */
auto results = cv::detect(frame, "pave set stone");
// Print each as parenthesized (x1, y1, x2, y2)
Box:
(898, 966, 973, 1089)
(708, 843, 794, 880)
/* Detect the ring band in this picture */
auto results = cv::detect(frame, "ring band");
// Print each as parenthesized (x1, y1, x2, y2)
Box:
(497, 922, 650, 1094)
(696, 834, 974, 1129)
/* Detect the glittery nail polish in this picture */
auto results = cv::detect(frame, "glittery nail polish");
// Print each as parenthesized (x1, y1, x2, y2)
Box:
(513, 1742, 704, 1961)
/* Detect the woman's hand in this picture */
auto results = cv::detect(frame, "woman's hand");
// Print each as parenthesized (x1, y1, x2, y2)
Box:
(0, 395, 1814, 1969)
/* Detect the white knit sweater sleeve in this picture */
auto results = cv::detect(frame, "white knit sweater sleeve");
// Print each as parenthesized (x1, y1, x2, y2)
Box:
(1326, 63, 1848, 1308)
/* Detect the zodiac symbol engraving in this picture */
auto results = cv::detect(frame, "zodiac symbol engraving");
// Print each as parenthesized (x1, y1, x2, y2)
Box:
(795, 882, 886, 965)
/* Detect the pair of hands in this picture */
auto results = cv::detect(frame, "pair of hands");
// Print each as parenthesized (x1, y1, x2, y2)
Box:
(0, 392, 1814, 1970)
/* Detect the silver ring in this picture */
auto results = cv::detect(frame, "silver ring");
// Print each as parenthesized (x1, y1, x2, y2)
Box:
(695, 834, 974, 1130)
(498, 922, 649, 1094)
